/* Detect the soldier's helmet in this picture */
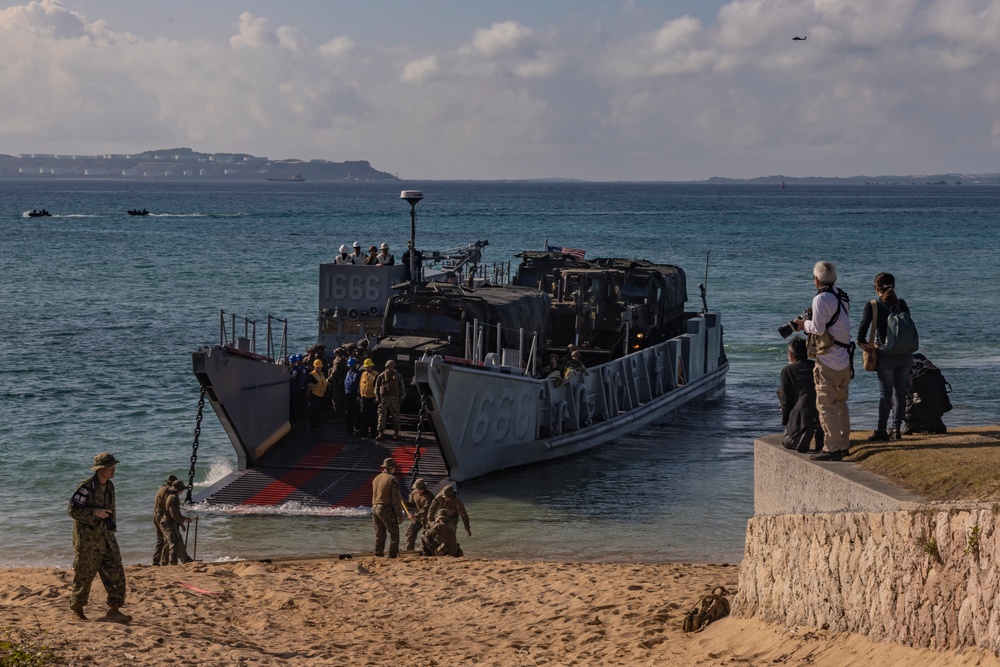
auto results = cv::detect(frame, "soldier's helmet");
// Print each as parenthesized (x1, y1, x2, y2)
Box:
(382, 458, 397, 470)
(92, 452, 120, 470)
(413, 478, 426, 490)
(172, 480, 186, 492)
(442, 484, 456, 497)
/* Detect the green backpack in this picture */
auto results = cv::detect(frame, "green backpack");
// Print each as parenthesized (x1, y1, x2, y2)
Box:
(881, 304, 919, 355)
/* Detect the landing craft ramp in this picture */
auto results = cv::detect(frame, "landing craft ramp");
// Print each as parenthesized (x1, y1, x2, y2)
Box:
(194, 414, 448, 509)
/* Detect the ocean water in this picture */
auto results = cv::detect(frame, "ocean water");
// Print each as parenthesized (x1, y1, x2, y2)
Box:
(1, 180, 996, 568)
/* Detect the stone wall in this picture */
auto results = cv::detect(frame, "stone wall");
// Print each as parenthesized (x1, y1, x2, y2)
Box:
(735, 506, 1000, 651)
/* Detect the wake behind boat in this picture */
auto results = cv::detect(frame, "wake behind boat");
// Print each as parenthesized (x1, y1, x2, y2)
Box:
(189, 192, 727, 510)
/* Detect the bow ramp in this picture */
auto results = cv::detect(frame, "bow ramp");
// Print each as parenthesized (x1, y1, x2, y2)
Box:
(194, 415, 448, 509)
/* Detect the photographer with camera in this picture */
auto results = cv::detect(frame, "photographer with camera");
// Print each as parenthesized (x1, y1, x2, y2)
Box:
(791, 261, 853, 461)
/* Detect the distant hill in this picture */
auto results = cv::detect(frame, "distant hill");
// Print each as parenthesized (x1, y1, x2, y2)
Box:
(704, 173, 1000, 185)
(0, 147, 398, 182)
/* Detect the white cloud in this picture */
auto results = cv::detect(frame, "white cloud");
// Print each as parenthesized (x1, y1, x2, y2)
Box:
(401, 55, 438, 82)
(471, 20, 533, 57)
(2, 0, 1000, 179)
(319, 35, 355, 57)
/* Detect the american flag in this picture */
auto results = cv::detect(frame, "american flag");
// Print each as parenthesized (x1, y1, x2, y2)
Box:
(546, 244, 586, 260)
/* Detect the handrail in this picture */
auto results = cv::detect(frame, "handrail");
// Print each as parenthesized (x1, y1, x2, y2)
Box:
(217, 309, 288, 363)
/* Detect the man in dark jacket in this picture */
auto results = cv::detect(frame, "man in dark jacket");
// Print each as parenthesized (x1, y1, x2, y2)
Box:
(778, 336, 824, 453)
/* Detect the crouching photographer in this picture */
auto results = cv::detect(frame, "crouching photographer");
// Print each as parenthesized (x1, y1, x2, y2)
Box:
(790, 260, 853, 461)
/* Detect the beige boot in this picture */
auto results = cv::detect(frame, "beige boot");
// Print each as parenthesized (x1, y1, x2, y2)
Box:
(70, 603, 87, 620)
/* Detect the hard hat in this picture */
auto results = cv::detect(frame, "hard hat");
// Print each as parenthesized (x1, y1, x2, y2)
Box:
(353, 241, 361, 248)
(339, 244, 348, 253)
(363, 358, 374, 367)
(380, 242, 389, 250)
(346, 358, 357, 367)
(313, 359, 324, 368)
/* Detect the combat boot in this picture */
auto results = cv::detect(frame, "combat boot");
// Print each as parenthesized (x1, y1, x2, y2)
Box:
(375, 431, 384, 441)
(70, 603, 87, 620)
(103, 607, 132, 624)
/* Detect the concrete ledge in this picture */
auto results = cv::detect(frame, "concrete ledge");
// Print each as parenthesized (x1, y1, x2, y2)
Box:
(754, 434, 925, 515)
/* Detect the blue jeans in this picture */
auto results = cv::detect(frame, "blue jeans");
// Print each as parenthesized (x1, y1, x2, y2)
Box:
(876, 352, 913, 431)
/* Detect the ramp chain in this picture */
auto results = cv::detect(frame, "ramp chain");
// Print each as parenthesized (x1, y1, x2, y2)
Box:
(185, 387, 206, 504)
(407, 396, 431, 494)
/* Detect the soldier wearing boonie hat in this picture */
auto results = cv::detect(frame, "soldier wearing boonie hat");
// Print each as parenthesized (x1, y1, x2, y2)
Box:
(67, 452, 131, 623)
(371, 458, 403, 557)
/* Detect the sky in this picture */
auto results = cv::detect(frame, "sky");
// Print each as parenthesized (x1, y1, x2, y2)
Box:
(1, 0, 999, 181)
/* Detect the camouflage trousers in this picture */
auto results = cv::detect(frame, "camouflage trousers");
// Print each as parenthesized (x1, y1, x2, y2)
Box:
(158, 517, 192, 565)
(371, 503, 400, 558)
(404, 517, 425, 551)
(152, 514, 166, 565)
(377, 396, 401, 433)
(70, 535, 126, 609)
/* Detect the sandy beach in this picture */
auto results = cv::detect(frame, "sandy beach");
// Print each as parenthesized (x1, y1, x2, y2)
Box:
(2, 557, 998, 666)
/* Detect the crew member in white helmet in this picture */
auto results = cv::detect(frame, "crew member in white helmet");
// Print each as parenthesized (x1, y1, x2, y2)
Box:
(334, 244, 355, 265)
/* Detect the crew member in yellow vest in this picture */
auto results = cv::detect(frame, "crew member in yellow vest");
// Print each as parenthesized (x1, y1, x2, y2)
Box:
(359, 358, 379, 437)
(307, 359, 328, 430)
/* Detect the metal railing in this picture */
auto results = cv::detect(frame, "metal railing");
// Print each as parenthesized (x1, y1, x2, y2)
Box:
(218, 309, 288, 363)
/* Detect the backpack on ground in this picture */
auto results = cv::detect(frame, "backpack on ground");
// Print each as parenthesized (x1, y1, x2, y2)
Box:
(682, 586, 731, 633)
(881, 304, 919, 355)
(906, 354, 952, 430)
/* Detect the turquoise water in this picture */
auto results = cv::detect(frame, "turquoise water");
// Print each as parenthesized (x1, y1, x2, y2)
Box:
(1, 180, 996, 567)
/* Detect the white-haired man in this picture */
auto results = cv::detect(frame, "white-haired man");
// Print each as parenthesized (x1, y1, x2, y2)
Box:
(793, 260, 853, 461)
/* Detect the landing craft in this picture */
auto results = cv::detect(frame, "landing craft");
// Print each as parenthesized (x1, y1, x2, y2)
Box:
(188, 193, 728, 509)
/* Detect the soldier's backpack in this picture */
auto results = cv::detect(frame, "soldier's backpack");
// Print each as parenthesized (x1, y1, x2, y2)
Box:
(906, 354, 952, 420)
(881, 303, 919, 355)
(682, 586, 731, 633)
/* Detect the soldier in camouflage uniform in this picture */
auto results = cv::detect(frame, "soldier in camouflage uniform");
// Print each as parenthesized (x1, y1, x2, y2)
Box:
(67, 452, 131, 623)
(403, 478, 435, 551)
(371, 458, 404, 558)
(426, 484, 472, 538)
(151, 474, 177, 566)
(375, 360, 406, 441)
(159, 480, 193, 565)
(422, 508, 463, 557)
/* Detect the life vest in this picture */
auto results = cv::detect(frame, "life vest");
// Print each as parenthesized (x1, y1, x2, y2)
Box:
(360, 371, 377, 399)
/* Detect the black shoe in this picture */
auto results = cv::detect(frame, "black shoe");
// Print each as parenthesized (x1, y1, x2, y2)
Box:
(901, 424, 914, 435)
(868, 430, 890, 442)
(890, 426, 902, 441)
(810, 450, 844, 462)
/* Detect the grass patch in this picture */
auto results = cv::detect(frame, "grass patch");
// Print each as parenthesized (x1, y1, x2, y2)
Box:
(0, 628, 59, 667)
(847, 426, 1000, 501)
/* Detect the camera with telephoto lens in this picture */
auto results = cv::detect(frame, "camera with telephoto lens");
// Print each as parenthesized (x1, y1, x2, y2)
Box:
(778, 307, 813, 339)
